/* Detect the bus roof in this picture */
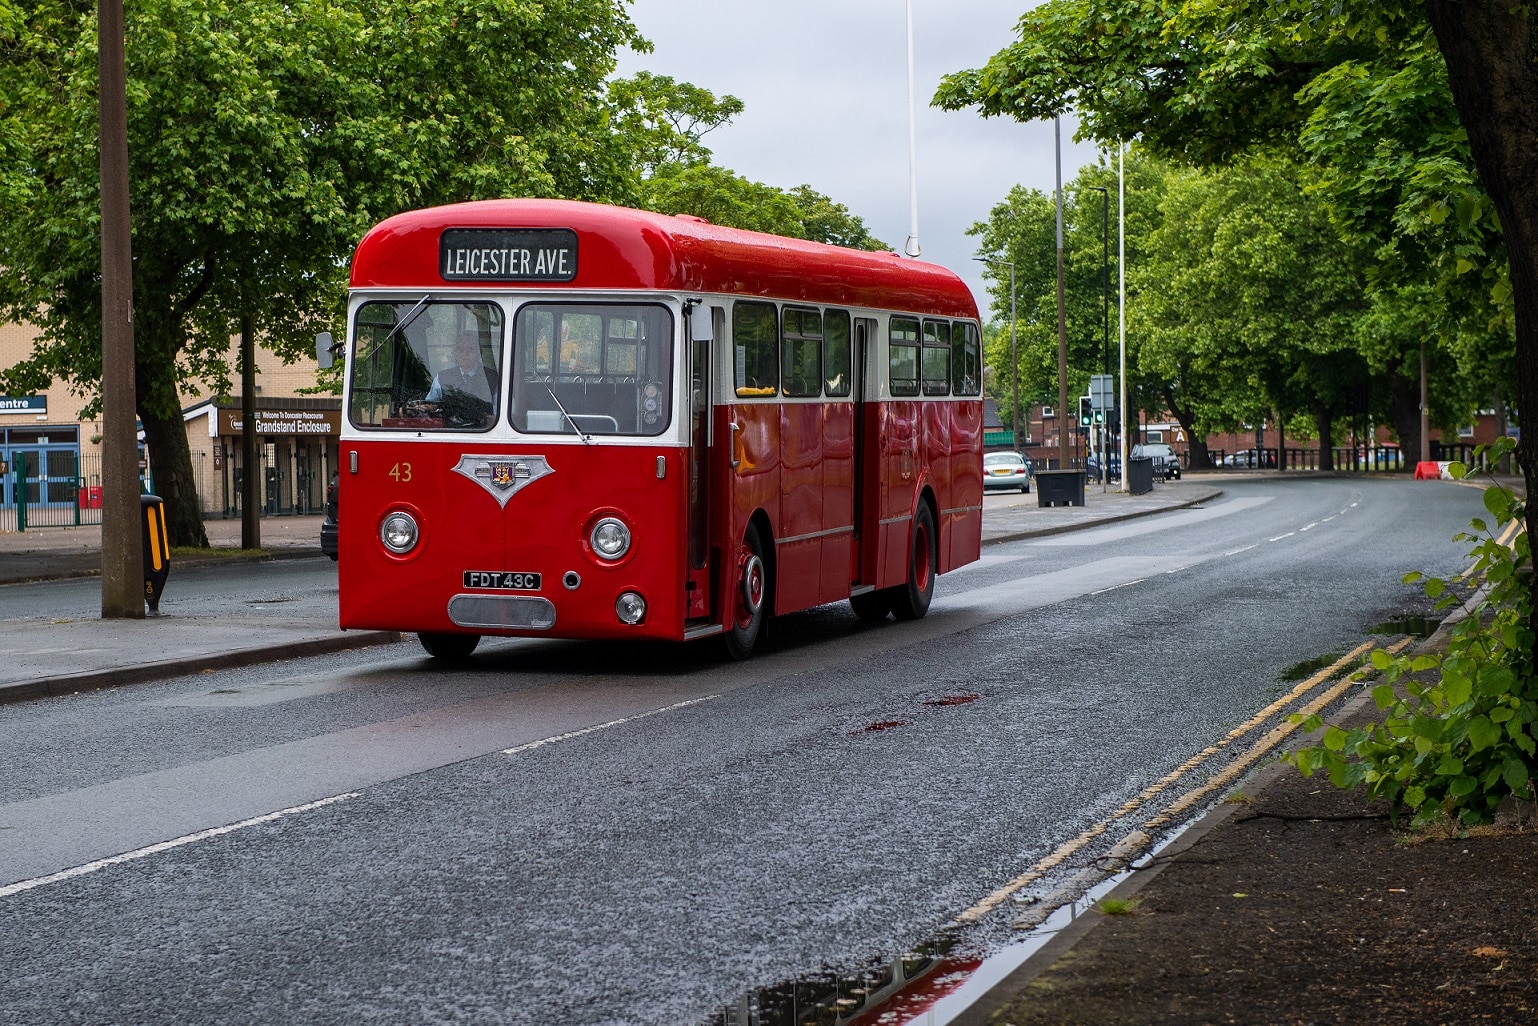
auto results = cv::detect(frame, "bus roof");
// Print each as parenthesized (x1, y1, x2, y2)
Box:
(350, 199, 980, 320)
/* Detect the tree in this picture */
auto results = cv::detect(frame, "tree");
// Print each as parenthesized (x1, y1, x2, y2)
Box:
(637, 162, 887, 250)
(0, 0, 644, 545)
(936, 0, 1538, 638)
(606, 71, 745, 178)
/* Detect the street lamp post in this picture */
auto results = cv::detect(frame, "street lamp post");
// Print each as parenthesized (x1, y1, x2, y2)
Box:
(903, 0, 921, 258)
(1054, 117, 1069, 471)
(1089, 185, 1109, 492)
(975, 257, 1018, 451)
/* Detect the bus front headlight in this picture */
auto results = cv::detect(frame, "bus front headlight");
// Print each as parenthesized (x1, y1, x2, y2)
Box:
(590, 517, 631, 561)
(380, 511, 419, 554)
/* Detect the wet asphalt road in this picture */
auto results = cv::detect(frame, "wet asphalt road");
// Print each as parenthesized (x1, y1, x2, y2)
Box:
(0, 477, 1487, 1024)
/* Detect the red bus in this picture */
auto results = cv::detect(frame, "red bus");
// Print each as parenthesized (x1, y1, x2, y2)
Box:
(325, 199, 983, 659)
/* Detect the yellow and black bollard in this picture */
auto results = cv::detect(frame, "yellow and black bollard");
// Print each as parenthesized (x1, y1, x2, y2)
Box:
(140, 494, 171, 615)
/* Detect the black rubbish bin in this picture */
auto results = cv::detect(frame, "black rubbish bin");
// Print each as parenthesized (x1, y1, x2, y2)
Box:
(1035, 468, 1086, 507)
(1127, 456, 1155, 495)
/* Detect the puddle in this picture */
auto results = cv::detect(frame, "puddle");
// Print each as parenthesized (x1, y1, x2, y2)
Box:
(708, 813, 1212, 1025)
(1370, 615, 1439, 638)
(1279, 652, 1343, 682)
(705, 937, 964, 1026)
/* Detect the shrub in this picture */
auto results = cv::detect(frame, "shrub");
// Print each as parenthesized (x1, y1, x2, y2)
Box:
(1288, 438, 1538, 829)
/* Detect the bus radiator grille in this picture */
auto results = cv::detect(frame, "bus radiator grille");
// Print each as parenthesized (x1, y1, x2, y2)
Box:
(447, 594, 558, 631)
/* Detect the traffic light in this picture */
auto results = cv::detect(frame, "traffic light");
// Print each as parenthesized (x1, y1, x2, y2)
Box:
(1078, 395, 1093, 427)
(1093, 407, 1105, 425)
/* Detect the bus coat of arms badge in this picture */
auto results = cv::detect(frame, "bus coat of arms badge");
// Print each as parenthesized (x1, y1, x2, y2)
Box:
(452, 454, 554, 507)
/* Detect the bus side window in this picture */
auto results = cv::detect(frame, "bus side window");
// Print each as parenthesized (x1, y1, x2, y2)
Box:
(922, 320, 951, 396)
(889, 317, 920, 397)
(605, 315, 639, 377)
(733, 301, 779, 397)
(781, 306, 822, 398)
(824, 309, 851, 397)
(952, 321, 981, 396)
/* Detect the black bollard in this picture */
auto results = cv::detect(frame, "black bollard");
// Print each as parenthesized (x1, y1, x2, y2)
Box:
(140, 494, 170, 615)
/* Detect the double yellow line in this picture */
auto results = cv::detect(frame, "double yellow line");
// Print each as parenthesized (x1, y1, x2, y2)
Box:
(955, 636, 1411, 926)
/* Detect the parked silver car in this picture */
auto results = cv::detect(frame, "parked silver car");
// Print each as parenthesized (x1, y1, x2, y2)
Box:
(983, 451, 1033, 493)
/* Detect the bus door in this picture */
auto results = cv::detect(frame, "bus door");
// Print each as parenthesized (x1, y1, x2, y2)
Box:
(684, 304, 720, 623)
(851, 317, 877, 587)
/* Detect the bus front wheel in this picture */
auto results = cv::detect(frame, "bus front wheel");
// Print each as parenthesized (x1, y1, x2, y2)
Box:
(723, 523, 768, 660)
(889, 503, 936, 621)
(419, 632, 481, 661)
(849, 590, 891, 622)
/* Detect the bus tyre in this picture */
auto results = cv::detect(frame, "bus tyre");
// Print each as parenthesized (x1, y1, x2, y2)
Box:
(419, 632, 480, 661)
(849, 591, 891, 622)
(890, 503, 936, 621)
(723, 523, 768, 660)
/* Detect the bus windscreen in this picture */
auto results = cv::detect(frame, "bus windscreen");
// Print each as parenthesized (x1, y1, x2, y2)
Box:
(510, 303, 673, 437)
(348, 300, 504, 431)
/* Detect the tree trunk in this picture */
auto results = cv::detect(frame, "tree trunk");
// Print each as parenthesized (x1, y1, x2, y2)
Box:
(1163, 385, 1213, 469)
(1385, 364, 1421, 471)
(1276, 410, 1286, 471)
(1494, 390, 1511, 474)
(1187, 436, 1213, 471)
(1424, 2, 1538, 649)
(1313, 399, 1336, 472)
(138, 402, 209, 548)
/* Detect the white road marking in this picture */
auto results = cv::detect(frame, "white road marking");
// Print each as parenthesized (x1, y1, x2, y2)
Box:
(1300, 522, 1319, 532)
(1224, 544, 1257, 556)
(502, 695, 720, 755)
(0, 792, 359, 899)
(1091, 579, 1146, 596)
(1029, 496, 1274, 547)
(1269, 532, 1295, 542)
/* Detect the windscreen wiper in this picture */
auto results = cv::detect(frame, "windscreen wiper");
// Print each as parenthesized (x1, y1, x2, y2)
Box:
(541, 382, 593, 445)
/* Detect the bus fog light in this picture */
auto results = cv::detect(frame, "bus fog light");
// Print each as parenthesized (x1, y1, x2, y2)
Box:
(380, 511, 419, 554)
(590, 517, 631, 561)
(615, 592, 646, 625)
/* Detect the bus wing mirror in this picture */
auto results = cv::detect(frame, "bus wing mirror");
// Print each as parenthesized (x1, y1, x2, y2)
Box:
(688, 303, 713, 343)
(315, 332, 335, 369)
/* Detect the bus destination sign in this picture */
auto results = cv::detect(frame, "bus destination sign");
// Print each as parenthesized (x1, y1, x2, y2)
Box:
(440, 228, 578, 282)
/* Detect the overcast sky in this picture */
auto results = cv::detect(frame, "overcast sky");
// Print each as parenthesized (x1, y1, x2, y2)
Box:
(614, 0, 1102, 315)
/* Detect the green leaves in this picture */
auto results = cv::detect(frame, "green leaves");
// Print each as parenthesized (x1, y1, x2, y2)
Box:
(1288, 482, 1536, 830)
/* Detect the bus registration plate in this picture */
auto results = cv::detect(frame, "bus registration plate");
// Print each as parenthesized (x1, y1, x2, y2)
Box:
(463, 571, 542, 591)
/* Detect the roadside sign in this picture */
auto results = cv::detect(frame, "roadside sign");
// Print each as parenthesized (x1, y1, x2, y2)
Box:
(1089, 374, 1114, 410)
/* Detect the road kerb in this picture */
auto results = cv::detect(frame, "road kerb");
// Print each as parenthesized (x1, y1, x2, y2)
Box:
(0, 630, 404, 706)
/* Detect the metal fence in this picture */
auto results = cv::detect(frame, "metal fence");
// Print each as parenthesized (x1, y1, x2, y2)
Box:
(0, 443, 331, 533)
(0, 451, 129, 532)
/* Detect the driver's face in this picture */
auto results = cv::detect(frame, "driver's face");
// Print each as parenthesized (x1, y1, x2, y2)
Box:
(455, 339, 481, 372)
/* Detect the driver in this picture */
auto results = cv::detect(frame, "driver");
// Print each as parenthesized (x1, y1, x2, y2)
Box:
(425, 330, 497, 425)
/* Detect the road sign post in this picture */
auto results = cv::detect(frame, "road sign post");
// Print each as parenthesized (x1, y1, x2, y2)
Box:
(1089, 375, 1114, 492)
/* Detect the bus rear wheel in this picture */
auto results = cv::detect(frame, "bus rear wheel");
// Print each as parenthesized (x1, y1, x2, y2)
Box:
(723, 523, 768, 660)
(889, 503, 936, 621)
(419, 632, 480, 661)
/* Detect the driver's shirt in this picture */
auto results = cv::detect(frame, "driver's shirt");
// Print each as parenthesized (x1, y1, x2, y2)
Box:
(426, 365, 492, 403)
